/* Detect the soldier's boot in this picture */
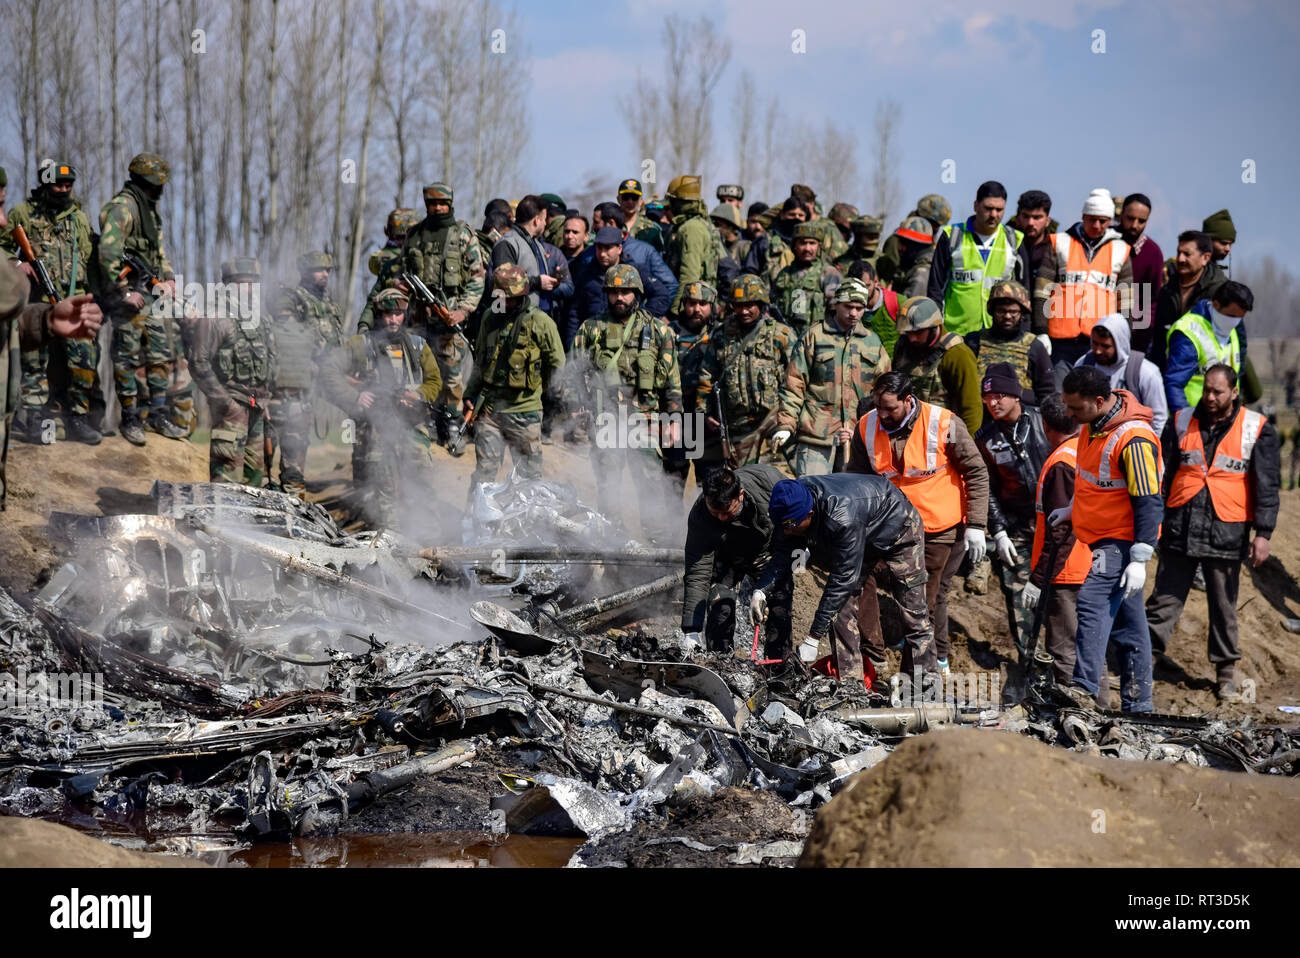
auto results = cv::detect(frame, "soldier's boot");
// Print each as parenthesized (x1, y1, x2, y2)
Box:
(66, 413, 103, 445)
(147, 405, 188, 440)
(1215, 663, 1241, 703)
(42, 404, 66, 441)
(12, 408, 38, 443)
(121, 410, 147, 447)
(965, 557, 991, 594)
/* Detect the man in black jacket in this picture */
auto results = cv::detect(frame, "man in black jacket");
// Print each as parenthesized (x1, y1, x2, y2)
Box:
(974, 363, 1052, 659)
(681, 465, 790, 656)
(1146, 364, 1279, 701)
(753, 474, 934, 683)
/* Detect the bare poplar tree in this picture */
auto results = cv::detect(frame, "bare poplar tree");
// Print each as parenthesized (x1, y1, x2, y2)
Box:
(870, 98, 903, 225)
(731, 70, 757, 190)
(379, 0, 425, 208)
(237, 0, 253, 247)
(343, 0, 385, 326)
(262, 0, 282, 263)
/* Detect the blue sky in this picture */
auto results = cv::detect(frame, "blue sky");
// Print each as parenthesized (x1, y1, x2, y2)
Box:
(517, 0, 1299, 266)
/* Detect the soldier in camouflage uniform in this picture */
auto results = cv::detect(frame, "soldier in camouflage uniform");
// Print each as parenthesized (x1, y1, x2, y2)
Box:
(890, 296, 984, 434)
(716, 184, 744, 212)
(464, 264, 564, 494)
(664, 280, 723, 492)
(320, 286, 441, 527)
(834, 215, 884, 273)
(358, 208, 418, 332)
(2, 161, 99, 444)
(876, 194, 950, 287)
(100, 152, 187, 444)
(400, 183, 487, 444)
(778, 278, 891, 476)
(974, 279, 1052, 406)
(826, 203, 859, 250)
(771, 222, 843, 339)
(790, 185, 846, 261)
(191, 258, 276, 484)
(617, 179, 664, 253)
(710, 205, 745, 262)
(889, 216, 938, 298)
(567, 264, 683, 544)
(696, 274, 798, 470)
(664, 175, 718, 316)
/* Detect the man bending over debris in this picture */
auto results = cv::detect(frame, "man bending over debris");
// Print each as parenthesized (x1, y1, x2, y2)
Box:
(753, 474, 935, 686)
(681, 464, 790, 657)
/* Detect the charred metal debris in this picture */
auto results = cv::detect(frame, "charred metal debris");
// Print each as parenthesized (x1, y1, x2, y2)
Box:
(1, 479, 1296, 864)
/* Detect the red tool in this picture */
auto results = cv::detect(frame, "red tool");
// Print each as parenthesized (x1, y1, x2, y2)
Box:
(750, 622, 782, 665)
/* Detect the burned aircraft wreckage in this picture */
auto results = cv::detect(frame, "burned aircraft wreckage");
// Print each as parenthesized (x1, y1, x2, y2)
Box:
(1, 476, 1297, 864)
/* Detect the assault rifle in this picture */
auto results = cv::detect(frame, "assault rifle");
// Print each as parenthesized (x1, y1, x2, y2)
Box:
(10, 225, 60, 304)
(399, 271, 453, 326)
(712, 370, 737, 469)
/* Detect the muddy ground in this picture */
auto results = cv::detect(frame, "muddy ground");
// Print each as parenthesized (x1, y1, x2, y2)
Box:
(2, 425, 1298, 867)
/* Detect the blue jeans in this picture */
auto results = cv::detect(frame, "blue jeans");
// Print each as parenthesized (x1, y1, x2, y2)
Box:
(1072, 540, 1153, 712)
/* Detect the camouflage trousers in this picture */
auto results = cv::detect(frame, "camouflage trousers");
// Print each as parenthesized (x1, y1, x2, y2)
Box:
(590, 439, 677, 545)
(18, 341, 49, 410)
(209, 399, 267, 486)
(792, 441, 849, 477)
(471, 409, 543, 493)
(111, 308, 177, 411)
(358, 425, 434, 528)
(268, 388, 312, 495)
(168, 356, 195, 434)
(993, 526, 1037, 658)
(832, 510, 935, 682)
(430, 328, 471, 413)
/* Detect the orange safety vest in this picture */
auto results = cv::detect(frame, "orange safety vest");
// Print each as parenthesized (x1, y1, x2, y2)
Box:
(1073, 417, 1162, 546)
(1166, 405, 1263, 522)
(1045, 233, 1131, 340)
(859, 400, 966, 533)
(1031, 438, 1092, 585)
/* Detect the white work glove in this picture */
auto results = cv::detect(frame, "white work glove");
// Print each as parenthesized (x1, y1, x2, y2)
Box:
(798, 636, 820, 663)
(1035, 333, 1052, 357)
(1119, 561, 1146, 600)
(1047, 502, 1073, 528)
(993, 530, 1019, 565)
(750, 589, 768, 623)
(682, 631, 702, 651)
(771, 429, 792, 446)
(1020, 582, 1041, 610)
(963, 527, 987, 565)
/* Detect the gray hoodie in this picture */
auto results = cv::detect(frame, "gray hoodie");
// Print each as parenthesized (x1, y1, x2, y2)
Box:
(1075, 312, 1168, 435)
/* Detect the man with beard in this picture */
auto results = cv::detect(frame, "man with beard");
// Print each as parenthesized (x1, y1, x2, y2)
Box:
(665, 280, 723, 491)
(771, 222, 843, 339)
(1146, 230, 1226, 364)
(1117, 194, 1162, 333)
(975, 280, 1053, 406)
(1013, 190, 1055, 313)
(463, 265, 565, 495)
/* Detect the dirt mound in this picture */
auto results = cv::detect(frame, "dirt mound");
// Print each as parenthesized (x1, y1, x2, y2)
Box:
(799, 727, 1299, 867)
(0, 816, 207, 868)
(0, 433, 209, 595)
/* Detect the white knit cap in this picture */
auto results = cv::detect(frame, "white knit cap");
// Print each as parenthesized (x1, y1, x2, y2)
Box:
(1082, 188, 1114, 218)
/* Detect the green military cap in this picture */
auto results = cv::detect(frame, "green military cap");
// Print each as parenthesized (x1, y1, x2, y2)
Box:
(832, 277, 872, 306)
(792, 221, 822, 241)
(716, 184, 744, 201)
(128, 152, 170, 185)
(540, 192, 566, 214)
(710, 204, 743, 230)
(423, 182, 454, 202)
(666, 175, 702, 200)
(298, 251, 332, 273)
(898, 296, 944, 332)
(896, 216, 934, 244)
(851, 215, 884, 234)
(493, 263, 530, 296)
(372, 286, 410, 311)
(828, 202, 859, 224)
(221, 257, 261, 282)
(729, 274, 769, 304)
(987, 279, 1031, 313)
(1202, 208, 1236, 243)
(916, 193, 951, 227)
(681, 280, 717, 304)
(41, 160, 77, 183)
(603, 263, 644, 293)
(386, 207, 419, 238)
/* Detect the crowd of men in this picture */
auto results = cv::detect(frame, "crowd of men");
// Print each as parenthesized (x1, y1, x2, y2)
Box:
(0, 155, 1288, 710)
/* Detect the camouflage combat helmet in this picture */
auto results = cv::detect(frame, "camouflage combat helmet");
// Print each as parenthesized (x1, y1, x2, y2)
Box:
(716, 184, 744, 201)
(851, 215, 883, 235)
(987, 279, 1031, 314)
(386, 207, 419, 240)
(832, 277, 872, 306)
(602, 263, 644, 294)
(422, 182, 454, 203)
(895, 216, 934, 244)
(792, 221, 822, 242)
(41, 160, 77, 184)
(128, 152, 170, 186)
(916, 193, 951, 227)
(372, 286, 410, 312)
(493, 263, 530, 296)
(681, 280, 717, 303)
(665, 175, 702, 200)
(729, 274, 769, 305)
(710, 204, 743, 230)
(298, 251, 332, 273)
(897, 296, 944, 332)
(221, 257, 261, 282)
(828, 202, 859, 226)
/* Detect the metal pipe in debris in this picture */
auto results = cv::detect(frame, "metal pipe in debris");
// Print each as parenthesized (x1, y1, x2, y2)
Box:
(557, 571, 685, 626)
(833, 705, 977, 734)
(201, 523, 470, 633)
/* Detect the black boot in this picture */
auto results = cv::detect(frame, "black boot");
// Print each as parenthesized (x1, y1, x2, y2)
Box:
(66, 412, 103, 445)
(146, 407, 187, 439)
